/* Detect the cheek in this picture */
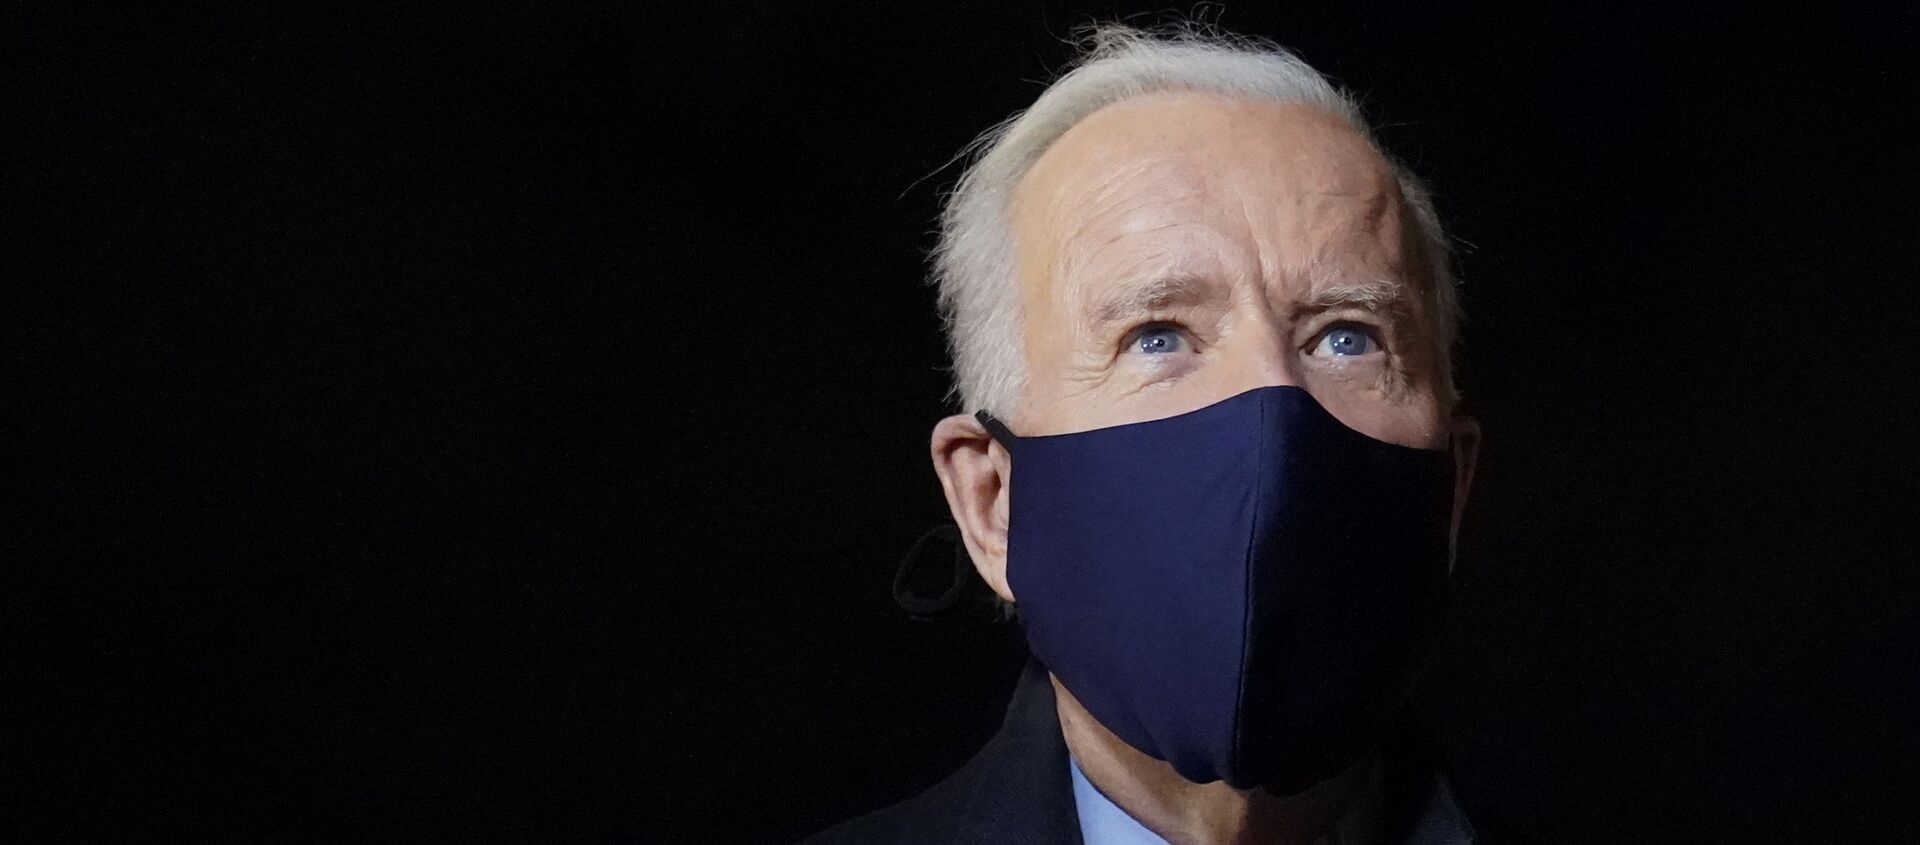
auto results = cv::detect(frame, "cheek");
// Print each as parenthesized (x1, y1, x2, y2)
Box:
(1298, 355, 1392, 412)
(1312, 387, 1446, 449)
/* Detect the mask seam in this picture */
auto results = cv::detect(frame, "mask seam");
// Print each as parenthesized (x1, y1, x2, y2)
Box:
(1228, 393, 1265, 783)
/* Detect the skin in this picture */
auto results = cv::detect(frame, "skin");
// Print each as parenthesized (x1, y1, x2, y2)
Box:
(930, 92, 1481, 845)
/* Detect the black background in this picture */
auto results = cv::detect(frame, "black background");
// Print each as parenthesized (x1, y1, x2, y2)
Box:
(15, 3, 1920, 842)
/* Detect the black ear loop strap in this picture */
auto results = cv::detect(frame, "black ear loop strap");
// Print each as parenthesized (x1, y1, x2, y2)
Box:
(889, 412, 1019, 619)
(974, 411, 1020, 450)
(892, 523, 973, 618)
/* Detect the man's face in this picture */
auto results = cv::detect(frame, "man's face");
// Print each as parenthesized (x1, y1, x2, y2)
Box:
(931, 91, 1475, 605)
(1009, 92, 1451, 448)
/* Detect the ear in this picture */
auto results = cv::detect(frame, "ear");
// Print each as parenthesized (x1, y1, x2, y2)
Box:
(1446, 415, 1482, 575)
(930, 413, 1014, 602)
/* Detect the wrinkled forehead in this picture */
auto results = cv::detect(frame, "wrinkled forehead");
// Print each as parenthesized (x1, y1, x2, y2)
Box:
(1010, 92, 1407, 302)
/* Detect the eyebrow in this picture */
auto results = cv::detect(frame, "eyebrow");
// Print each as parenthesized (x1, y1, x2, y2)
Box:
(1086, 272, 1228, 330)
(1297, 278, 1417, 321)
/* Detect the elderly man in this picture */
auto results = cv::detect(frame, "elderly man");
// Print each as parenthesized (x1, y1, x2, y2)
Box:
(809, 24, 1483, 845)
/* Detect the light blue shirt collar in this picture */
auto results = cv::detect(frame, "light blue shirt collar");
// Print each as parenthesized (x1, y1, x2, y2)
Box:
(1068, 756, 1379, 845)
(1069, 755, 1171, 845)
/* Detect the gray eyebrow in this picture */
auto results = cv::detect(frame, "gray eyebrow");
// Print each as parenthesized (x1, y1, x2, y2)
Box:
(1297, 278, 1417, 318)
(1087, 273, 1228, 330)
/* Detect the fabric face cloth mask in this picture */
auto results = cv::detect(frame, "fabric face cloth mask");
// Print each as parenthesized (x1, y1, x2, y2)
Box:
(975, 385, 1458, 795)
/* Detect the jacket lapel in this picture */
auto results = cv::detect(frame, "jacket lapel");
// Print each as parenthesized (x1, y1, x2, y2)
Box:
(949, 659, 1084, 844)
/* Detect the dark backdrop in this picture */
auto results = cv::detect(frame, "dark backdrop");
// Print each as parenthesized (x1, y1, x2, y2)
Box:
(16, 3, 1920, 842)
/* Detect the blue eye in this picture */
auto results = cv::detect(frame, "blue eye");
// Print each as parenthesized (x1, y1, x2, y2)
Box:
(1131, 325, 1187, 354)
(1311, 325, 1378, 357)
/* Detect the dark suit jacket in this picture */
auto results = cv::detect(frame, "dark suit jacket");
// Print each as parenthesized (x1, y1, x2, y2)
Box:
(802, 660, 1476, 844)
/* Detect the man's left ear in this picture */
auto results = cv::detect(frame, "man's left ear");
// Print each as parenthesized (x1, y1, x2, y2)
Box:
(929, 413, 1014, 603)
(1447, 415, 1482, 575)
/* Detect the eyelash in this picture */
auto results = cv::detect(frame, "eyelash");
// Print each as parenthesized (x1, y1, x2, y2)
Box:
(1304, 320, 1386, 354)
(1121, 320, 1192, 353)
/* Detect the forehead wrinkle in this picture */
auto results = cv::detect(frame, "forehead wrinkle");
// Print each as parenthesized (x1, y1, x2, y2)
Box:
(1241, 178, 1409, 306)
(1047, 164, 1210, 303)
(1020, 92, 1417, 349)
(1054, 217, 1205, 299)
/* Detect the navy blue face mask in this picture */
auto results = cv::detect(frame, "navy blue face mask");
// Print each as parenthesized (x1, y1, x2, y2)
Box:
(975, 385, 1458, 795)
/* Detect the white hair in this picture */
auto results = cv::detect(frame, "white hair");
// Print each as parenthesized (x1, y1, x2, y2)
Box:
(931, 23, 1461, 416)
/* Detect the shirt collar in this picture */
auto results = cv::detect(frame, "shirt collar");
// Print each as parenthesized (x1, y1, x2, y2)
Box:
(1068, 755, 1173, 845)
(1066, 753, 1475, 845)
